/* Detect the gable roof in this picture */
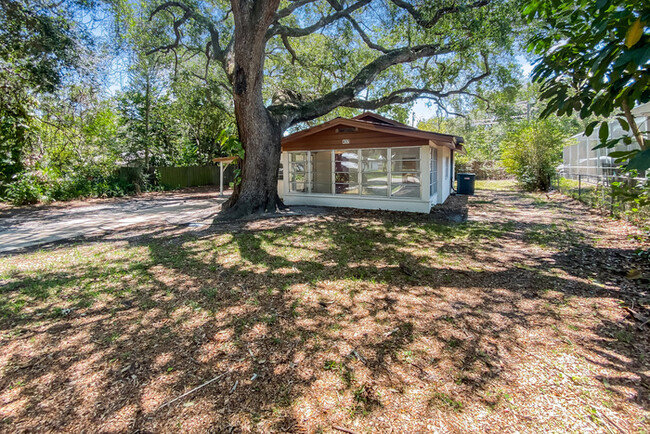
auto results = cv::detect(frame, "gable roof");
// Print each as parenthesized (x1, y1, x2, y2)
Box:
(282, 112, 464, 151)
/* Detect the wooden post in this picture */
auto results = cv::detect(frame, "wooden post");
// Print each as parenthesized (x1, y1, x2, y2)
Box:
(220, 162, 224, 195)
(578, 175, 582, 199)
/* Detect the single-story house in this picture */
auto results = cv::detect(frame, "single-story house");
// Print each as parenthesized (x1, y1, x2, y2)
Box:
(277, 112, 464, 213)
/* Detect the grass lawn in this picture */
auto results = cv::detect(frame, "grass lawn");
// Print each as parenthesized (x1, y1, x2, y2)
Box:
(1, 181, 649, 433)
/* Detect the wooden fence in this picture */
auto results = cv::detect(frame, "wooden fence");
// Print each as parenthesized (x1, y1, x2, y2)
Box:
(158, 165, 235, 189)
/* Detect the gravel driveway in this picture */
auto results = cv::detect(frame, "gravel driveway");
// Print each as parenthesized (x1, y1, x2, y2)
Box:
(0, 188, 229, 253)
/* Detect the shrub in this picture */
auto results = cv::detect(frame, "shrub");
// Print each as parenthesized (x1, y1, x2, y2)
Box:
(501, 119, 566, 191)
(1, 167, 145, 205)
(4, 172, 45, 205)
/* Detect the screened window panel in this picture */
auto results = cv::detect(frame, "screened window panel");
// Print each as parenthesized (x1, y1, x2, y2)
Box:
(392, 173, 420, 185)
(362, 185, 388, 196)
(391, 171, 420, 199)
(391, 147, 419, 161)
(361, 148, 387, 172)
(290, 162, 307, 173)
(361, 160, 388, 172)
(289, 152, 308, 193)
(334, 151, 359, 172)
(391, 160, 420, 172)
(290, 152, 307, 162)
(430, 148, 438, 198)
(335, 172, 358, 183)
(362, 149, 387, 160)
(312, 183, 332, 194)
(335, 183, 359, 194)
(390, 184, 420, 198)
(311, 151, 332, 194)
(290, 182, 307, 192)
(362, 172, 389, 184)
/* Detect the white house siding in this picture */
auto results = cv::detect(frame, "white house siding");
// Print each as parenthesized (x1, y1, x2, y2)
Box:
(278, 144, 452, 213)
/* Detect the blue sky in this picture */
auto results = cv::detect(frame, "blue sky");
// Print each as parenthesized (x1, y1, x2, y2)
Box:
(409, 55, 534, 123)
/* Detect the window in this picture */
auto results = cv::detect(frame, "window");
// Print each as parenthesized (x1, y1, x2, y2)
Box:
(361, 149, 388, 196)
(335, 150, 359, 194)
(444, 155, 449, 179)
(287, 147, 421, 199)
(390, 147, 420, 198)
(289, 152, 307, 192)
(430, 148, 437, 198)
(311, 151, 332, 193)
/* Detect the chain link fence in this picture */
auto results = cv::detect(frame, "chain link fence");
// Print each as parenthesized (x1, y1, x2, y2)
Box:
(554, 173, 649, 228)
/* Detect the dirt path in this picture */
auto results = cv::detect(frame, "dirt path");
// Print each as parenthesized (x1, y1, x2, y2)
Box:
(0, 181, 648, 433)
(0, 188, 231, 253)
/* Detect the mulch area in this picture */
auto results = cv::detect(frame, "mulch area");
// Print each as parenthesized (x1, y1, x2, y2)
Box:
(0, 182, 648, 433)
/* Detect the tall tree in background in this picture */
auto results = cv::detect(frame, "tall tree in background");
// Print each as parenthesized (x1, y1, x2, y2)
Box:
(142, 0, 519, 218)
(0, 0, 93, 189)
(525, 0, 649, 171)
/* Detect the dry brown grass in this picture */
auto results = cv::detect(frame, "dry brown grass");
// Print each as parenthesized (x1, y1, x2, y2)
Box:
(0, 181, 648, 433)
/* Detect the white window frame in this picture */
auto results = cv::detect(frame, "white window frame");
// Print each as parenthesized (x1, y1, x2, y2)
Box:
(287, 146, 423, 201)
(430, 147, 438, 198)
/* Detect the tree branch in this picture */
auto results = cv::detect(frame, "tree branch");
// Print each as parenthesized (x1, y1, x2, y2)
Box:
(267, 0, 372, 39)
(344, 15, 390, 52)
(390, 0, 490, 28)
(281, 33, 299, 64)
(276, 0, 318, 20)
(276, 43, 457, 125)
(147, 2, 231, 69)
(146, 2, 193, 55)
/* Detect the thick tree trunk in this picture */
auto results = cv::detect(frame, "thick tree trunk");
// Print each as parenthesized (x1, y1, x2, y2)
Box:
(216, 0, 282, 221)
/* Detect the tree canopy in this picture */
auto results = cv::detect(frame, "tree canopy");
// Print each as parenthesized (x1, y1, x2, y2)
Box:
(526, 0, 649, 171)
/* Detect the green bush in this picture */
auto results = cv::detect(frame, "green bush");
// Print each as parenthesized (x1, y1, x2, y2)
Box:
(2, 168, 143, 205)
(4, 172, 45, 205)
(501, 119, 566, 191)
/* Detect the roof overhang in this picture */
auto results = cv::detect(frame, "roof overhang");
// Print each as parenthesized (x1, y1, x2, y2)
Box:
(282, 115, 463, 151)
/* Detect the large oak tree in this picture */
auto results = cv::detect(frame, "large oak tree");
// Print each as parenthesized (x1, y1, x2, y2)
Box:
(145, 0, 518, 218)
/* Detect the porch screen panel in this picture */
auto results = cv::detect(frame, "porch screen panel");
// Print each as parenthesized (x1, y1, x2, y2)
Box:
(311, 151, 332, 194)
(361, 149, 388, 196)
(391, 147, 420, 198)
(289, 152, 307, 193)
(335, 150, 359, 194)
(430, 148, 438, 198)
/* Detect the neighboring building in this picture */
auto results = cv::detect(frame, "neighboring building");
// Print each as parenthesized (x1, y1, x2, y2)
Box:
(561, 102, 650, 178)
(277, 112, 463, 213)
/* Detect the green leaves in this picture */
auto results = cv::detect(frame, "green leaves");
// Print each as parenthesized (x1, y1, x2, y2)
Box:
(599, 121, 609, 142)
(525, 0, 649, 180)
(526, 0, 650, 126)
(626, 148, 650, 172)
(625, 18, 645, 48)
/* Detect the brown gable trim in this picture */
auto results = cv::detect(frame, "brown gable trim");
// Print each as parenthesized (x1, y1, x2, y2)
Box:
(352, 112, 412, 128)
(282, 117, 460, 150)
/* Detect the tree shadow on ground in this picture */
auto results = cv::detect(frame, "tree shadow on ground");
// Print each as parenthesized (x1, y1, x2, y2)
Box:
(0, 198, 648, 432)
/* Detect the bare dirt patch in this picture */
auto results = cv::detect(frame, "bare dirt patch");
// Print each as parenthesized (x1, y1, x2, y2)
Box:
(0, 181, 648, 433)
